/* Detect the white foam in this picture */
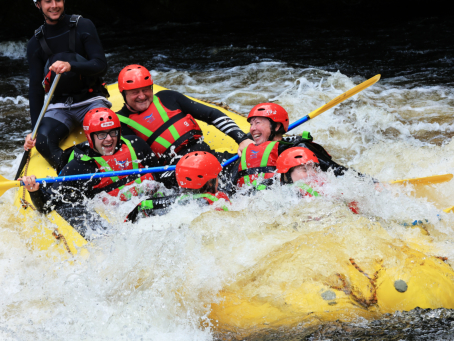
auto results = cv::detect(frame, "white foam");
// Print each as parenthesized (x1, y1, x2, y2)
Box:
(0, 41, 27, 59)
(1, 65, 454, 339)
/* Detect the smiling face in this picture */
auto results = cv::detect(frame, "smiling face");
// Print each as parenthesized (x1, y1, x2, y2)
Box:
(249, 117, 273, 145)
(36, 0, 65, 24)
(93, 130, 119, 156)
(124, 86, 153, 112)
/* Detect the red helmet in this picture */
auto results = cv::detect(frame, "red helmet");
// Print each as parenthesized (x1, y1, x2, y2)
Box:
(276, 147, 319, 174)
(118, 64, 153, 93)
(83, 108, 121, 149)
(247, 103, 289, 132)
(176, 151, 222, 189)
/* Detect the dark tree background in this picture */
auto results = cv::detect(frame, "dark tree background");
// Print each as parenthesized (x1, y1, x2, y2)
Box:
(0, 0, 442, 41)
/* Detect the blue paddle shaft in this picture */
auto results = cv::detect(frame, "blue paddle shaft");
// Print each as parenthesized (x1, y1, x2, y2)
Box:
(221, 114, 311, 167)
(21, 165, 177, 186)
(20, 114, 311, 186)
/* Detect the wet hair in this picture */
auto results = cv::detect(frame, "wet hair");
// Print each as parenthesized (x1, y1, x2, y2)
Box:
(268, 119, 285, 141)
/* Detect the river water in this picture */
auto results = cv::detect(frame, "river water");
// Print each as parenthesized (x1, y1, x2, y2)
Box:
(1, 16, 454, 340)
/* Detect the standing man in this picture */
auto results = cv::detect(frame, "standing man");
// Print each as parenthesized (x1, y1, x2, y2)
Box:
(24, 0, 110, 170)
(116, 64, 254, 187)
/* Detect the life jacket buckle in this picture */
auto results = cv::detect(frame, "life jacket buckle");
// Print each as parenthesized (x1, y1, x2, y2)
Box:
(34, 25, 44, 39)
(65, 96, 73, 107)
(69, 15, 82, 28)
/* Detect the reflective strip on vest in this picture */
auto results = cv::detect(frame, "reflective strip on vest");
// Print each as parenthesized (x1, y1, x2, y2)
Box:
(117, 96, 182, 150)
(78, 137, 142, 191)
(240, 141, 278, 187)
(297, 183, 320, 197)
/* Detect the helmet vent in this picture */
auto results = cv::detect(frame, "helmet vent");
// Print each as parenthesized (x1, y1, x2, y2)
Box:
(145, 76, 150, 80)
(258, 108, 265, 111)
(186, 177, 192, 181)
(126, 80, 133, 83)
(108, 116, 112, 119)
(198, 175, 203, 178)
(100, 117, 104, 121)
(295, 155, 302, 159)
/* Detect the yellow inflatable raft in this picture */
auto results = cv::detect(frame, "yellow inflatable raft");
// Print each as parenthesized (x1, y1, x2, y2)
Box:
(12, 84, 454, 338)
(13, 83, 249, 256)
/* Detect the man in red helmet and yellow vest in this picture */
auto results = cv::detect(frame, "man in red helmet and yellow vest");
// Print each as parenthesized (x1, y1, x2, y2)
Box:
(233, 102, 350, 192)
(20, 108, 162, 238)
(126, 151, 230, 221)
(276, 147, 360, 214)
(115, 64, 254, 187)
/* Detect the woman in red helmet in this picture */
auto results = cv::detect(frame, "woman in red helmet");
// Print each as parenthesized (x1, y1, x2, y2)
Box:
(232, 102, 349, 192)
(20, 108, 162, 237)
(127, 151, 230, 222)
(276, 147, 359, 214)
(115, 64, 254, 188)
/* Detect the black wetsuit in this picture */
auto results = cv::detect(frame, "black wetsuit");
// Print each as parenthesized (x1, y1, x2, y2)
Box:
(29, 136, 159, 238)
(117, 90, 247, 187)
(27, 14, 108, 169)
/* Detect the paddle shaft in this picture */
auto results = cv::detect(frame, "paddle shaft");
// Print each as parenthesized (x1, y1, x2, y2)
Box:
(14, 74, 381, 187)
(14, 74, 62, 180)
(221, 74, 381, 168)
(21, 165, 177, 187)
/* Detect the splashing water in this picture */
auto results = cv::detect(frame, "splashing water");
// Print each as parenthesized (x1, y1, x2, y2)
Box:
(1, 19, 454, 339)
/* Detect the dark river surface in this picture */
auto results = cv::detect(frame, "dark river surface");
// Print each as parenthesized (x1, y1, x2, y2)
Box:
(1, 14, 454, 340)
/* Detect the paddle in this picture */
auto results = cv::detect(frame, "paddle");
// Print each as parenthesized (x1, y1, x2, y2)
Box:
(389, 174, 453, 186)
(0, 74, 381, 197)
(14, 74, 62, 180)
(221, 74, 381, 167)
(1, 165, 177, 197)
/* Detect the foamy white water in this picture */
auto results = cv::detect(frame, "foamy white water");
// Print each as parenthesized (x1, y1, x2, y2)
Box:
(1, 65, 454, 339)
(0, 41, 27, 59)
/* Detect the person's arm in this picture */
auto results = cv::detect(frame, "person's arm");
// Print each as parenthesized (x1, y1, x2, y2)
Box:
(27, 38, 46, 129)
(67, 18, 108, 78)
(159, 90, 249, 145)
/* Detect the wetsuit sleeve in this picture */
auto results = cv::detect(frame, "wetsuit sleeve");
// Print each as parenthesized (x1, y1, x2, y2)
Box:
(27, 37, 46, 129)
(158, 90, 248, 145)
(68, 18, 107, 77)
(29, 188, 51, 214)
(27, 157, 97, 214)
(46, 159, 100, 209)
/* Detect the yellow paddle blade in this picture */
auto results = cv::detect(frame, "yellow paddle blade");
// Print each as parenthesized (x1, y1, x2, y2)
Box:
(389, 173, 453, 186)
(443, 206, 454, 214)
(308, 74, 381, 120)
(0, 174, 21, 197)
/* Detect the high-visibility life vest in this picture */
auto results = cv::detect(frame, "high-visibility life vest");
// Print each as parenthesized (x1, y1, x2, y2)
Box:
(70, 137, 154, 200)
(237, 141, 279, 188)
(118, 95, 202, 158)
